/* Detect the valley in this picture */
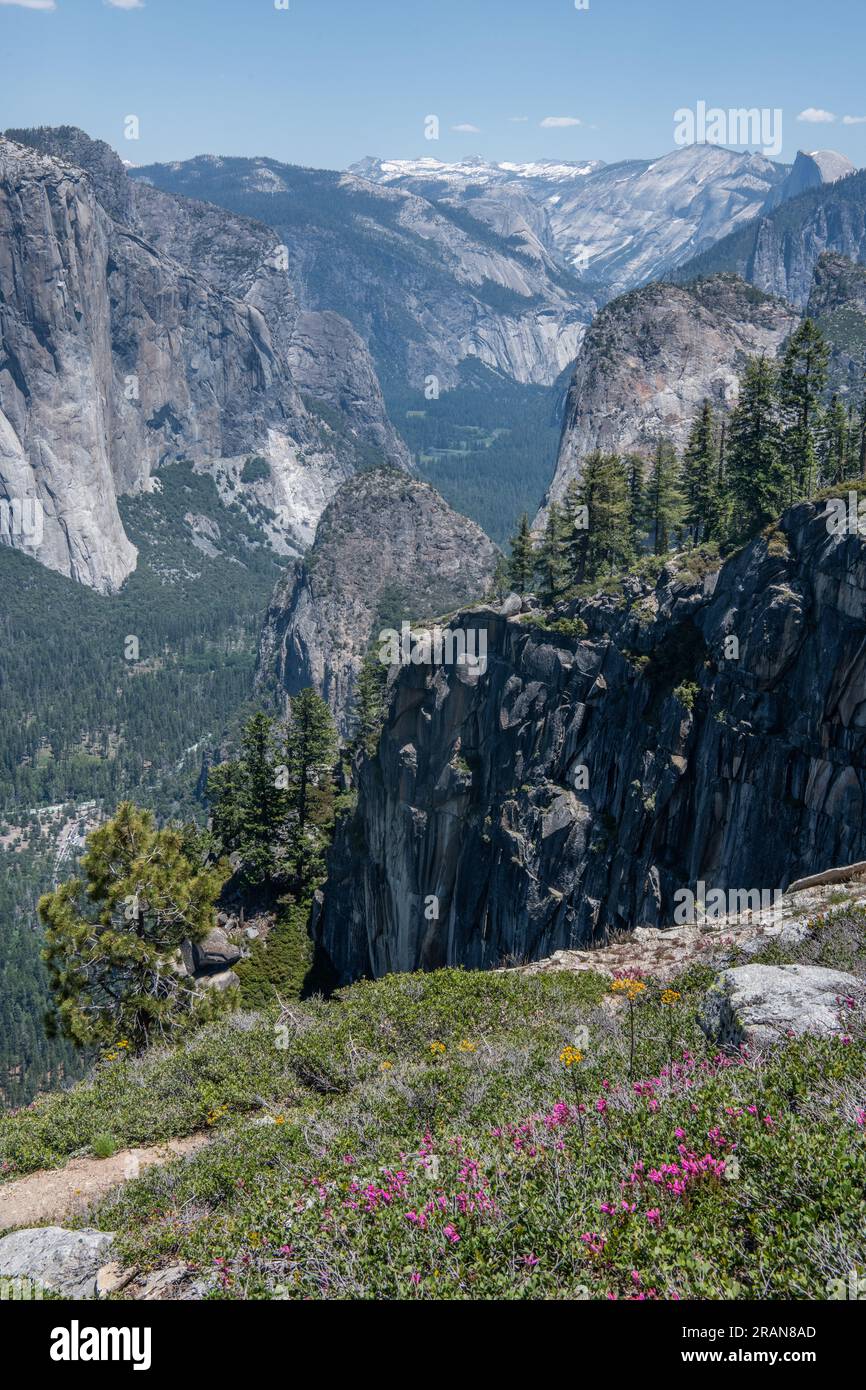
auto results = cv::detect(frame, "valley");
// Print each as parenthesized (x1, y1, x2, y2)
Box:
(1, 27, 866, 1310)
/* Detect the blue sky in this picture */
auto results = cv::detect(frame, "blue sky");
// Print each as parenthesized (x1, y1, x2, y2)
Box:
(1, 0, 865, 171)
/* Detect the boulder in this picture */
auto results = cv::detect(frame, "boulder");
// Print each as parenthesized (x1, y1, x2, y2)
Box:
(199, 968, 241, 992)
(0, 1228, 115, 1299)
(191, 927, 241, 972)
(699, 964, 860, 1050)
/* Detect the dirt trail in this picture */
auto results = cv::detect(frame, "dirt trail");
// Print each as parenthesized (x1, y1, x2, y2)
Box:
(0, 1134, 208, 1231)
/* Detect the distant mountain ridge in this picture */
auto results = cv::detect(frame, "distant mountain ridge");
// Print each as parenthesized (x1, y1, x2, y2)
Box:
(354, 146, 800, 292)
(677, 164, 866, 306)
(129, 154, 597, 391)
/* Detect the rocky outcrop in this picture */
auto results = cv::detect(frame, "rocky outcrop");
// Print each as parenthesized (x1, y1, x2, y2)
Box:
(806, 252, 866, 399)
(317, 500, 866, 983)
(699, 964, 860, 1049)
(0, 1227, 114, 1298)
(763, 149, 855, 212)
(259, 468, 498, 734)
(286, 311, 410, 470)
(541, 275, 798, 511)
(0, 129, 407, 589)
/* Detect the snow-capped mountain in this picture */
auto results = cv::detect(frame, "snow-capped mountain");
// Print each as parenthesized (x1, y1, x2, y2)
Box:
(350, 155, 604, 187)
(353, 146, 804, 292)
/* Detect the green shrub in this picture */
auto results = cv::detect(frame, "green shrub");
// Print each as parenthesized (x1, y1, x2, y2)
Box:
(240, 456, 271, 485)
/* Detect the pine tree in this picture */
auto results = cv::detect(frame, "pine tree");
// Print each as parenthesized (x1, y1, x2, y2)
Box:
(535, 500, 569, 604)
(490, 553, 511, 603)
(778, 318, 830, 501)
(726, 355, 785, 538)
(40, 802, 231, 1052)
(569, 453, 633, 582)
(681, 400, 718, 543)
(208, 713, 286, 885)
(822, 393, 850, 486)
(646, 438, 684, 555)
(508, 513, 535, 593)
(353, 649, 388, 757)
(623, 454, 647, 555)
(283, 689, 338, 892)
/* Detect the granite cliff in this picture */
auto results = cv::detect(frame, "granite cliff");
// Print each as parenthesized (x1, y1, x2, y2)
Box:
(129, 155, 596, 390)
(0, 129, 407, 590)
(541, 274, 798, 513)
(679, 165, 866, 308)
(317, 499, 866, 982)
(258, 468, 498, 735)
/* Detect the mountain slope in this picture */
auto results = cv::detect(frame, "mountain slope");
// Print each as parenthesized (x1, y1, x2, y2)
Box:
(357, 147, 792, 293)
(541, 274, 798, 510)
(677, 166, 866, 307)
(806, 252, 866, 399)
(763, 148, 855, 210)
(129, 155, 596, 390)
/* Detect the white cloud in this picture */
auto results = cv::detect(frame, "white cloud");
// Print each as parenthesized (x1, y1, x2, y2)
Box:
(797, 108, 836, 123)
(0, 1, 57, 9)
(843, 114, 866, 125)
(452, 123, 480, 134)
(540, 116, 582, 128)
(105, 0, 146, 8)
(509, 116, 529, 124)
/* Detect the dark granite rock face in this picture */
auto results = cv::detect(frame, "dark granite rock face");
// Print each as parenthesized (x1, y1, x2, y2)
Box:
(317, 501, 866, 983)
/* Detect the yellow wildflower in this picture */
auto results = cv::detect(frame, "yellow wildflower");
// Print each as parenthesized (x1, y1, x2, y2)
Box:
(429, 1041, 446, 1055)
(458, 1039, 476, 1053)
(559, 1045, 584, 1067)
(611, 977, 646, 1002)
(661, 989, 681, 1006)
(380, 1061, 393, 1071)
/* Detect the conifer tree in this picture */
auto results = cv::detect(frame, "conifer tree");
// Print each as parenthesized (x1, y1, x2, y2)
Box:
(508, 513, 535, 593)
(40, 803, 230, 1052)
(778, 318, 830, 501)
(646, 437, 684, 555)
(569, 452, 632, 581)
(822, 393, 850, 486)
(283, 689, 338, 891)
(535, 499, 569, 604)
(353, 649, 388, 757)
(490, 553, 511, 603)
(726, 355, 785, 537)
(623, 454, 647, 554)
(208, 713, 286, 885)
(681, 400, 718, 543)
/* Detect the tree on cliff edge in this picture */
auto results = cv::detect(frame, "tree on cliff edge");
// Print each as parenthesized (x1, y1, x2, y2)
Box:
(40, 802, 230, 1052)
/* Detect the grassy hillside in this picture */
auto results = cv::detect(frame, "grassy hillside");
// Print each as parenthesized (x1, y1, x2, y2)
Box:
(2, 906, 864, 1300)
